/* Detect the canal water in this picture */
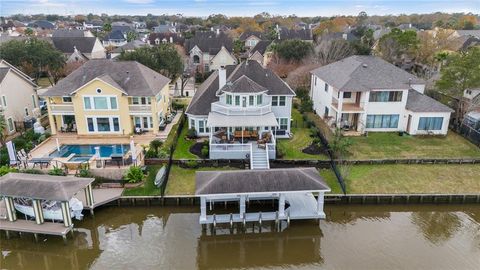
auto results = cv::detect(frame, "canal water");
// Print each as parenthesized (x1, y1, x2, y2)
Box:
(1, 204, 479, 269)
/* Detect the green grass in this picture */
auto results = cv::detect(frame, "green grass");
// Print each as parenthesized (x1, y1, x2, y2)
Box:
(37, 77, 52, 88)
(277, 108, 329, 160)
(341, 164, 480, 194)
(123, 165, 164, 196)
(165, 165, 237, 195)
(348, 132, 480, 160)
(318, 168, 343, 194)
(172, 122, 199, 159)
(160, 117, 182, 154)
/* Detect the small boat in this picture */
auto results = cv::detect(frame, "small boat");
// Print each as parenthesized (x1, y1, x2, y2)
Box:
(154, 166, 167, 187)
(14, 197, 84, 221)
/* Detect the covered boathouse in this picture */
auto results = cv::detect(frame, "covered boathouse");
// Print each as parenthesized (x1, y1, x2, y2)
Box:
(0, 173, 95, 240)
(195, 167, 331, 225)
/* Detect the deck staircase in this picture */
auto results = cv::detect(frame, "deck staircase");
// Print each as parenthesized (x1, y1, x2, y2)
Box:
(250, 146, 270, 170)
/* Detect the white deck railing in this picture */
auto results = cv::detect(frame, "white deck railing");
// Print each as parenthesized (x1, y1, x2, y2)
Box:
(211, 102, 272, 116)
(129, 105, 152, 113)
(49, 104, 74, 114)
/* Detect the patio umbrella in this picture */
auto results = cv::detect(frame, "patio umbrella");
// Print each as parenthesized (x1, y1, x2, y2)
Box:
(130, 137, 137, 165)
(6, 141, 17, 166)
(55, 138, 60, 152)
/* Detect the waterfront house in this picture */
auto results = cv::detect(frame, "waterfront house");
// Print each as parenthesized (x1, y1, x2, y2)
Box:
(310, 55, 453, 135)
(186, 60, 295, 165)
(0, 60, 40, 136)
(41, 59, 171, 136)
(184, 31, 237, 73)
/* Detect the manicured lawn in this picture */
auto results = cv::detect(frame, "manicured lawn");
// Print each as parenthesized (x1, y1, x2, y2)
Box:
(342, 164, 480, 194)
(160, 117, 182, 154)
(123, 165, 164, 196)
(165, 165, 238, 195)
(318, 168, 343, 194)
(172, 122, 199, 159)
(277, 108, 329, 160)
(347, 132, 480, 160)
(37, 77, 52, 88)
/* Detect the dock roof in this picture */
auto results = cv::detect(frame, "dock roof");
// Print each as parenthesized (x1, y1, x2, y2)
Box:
(195, 168, 330, 195)
(0, 173, 94, 201)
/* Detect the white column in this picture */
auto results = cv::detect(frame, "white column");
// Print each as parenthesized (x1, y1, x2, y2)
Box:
(4, 197, 17, 222)
(278, 193, 285, 218)
(239, 195, 246, 219)
(337, 91, 344, 126)
(200, 197, 207, 221)
(84, 184, 94, 207)
(32, 199, 44, 225)
(61, 201, 72, 227)
(317, 192, 324, 215)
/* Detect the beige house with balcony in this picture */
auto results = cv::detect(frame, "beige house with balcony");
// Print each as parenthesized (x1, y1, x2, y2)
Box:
(0, 60, 40, 136)
(41, 59, 171, 136)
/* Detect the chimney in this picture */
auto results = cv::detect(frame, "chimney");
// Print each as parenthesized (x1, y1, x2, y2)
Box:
(342, 33, 347, 40)
(216, 28, 220, 35)
(169, 36, 173, 43)
(218, 66, 226, 90)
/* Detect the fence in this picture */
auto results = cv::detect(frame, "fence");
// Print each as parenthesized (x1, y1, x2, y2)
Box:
(459, 123, 480, 147)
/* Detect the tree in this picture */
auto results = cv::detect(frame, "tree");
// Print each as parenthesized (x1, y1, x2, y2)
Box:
(377, 28, 419, 64)
(24, 28, 34, 36)
(329, 128, 353, 159)
(0, 38, 65, 84)
(233, 39, 245, 56)
(315, 37, 354, 65)
(74, 15, 86, 24)
(274, 40, 313, 62)
(118, 44, 183, 81)
(436, 47, 480, 96)
(356, 11, 368, 26)
(103, 23, 112, 33)
(126, 31, 137, 42)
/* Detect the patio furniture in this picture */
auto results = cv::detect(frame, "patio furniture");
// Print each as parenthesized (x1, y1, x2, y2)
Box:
(109, 154, 124, 168)
(251, 130, 258, 139)
(29, 157, 53, 169)
(159, 121, 167, 131)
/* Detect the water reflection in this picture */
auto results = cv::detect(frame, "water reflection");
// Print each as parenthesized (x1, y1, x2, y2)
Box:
(1, 205, 479, 270)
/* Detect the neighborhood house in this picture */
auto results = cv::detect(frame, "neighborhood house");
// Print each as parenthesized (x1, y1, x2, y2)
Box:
(186, 60, 295, 167)
(41, 59, 171, 136)
(310, 56, 453, 135)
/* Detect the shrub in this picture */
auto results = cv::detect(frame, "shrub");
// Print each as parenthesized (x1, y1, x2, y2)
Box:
(300, 98, 313, 113)
(12, 137, 27, 150)
(48, 166, 66, 176)
(172, 101, 185, 111)
(185, 160, 199, 169)
(145, 148, 157, 158)
(20, 168, 44, 174)
(44, 131, 51, 139)
(276, 144, 286, 158)
(157, 150, 169, 159)
(293, 102, 299, 109)
(124, 166, 145, 183)
(312, 137, 321, 145)
(310, 126, 319, 137)
(149, 140, 163, 154)
(0, 148, 9, 166)
(77, 168, 92, 178)
(0, 166, 18, 176)
(186, 128, 197, 139)
(201, 146, 209, 157)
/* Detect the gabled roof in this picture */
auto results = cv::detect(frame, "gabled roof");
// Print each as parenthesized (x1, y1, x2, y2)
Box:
(455, 30, 480, 39)
(104, 30, 126, 41)
(112, 40, 149, 53)
(278, 27, 313, 41)
(42, 59, 170, 97)
(406, 89, 454, 113)
(0, 68, 9, 83)
(220, 75, 268, 93)
(195, 167, 330, 195)
(0, 59, 37, 87)
(239, 31, 266, 41)
(148, 33, 185, 45)
(184, 31, 233, 55)
(52, 29, 88, 38)
(28, 20, 55, 29)
(52, 37, 99, 54)
(0, 173, 94, 201)
(310, 55, 425, 92)
(186, 60, 295, 116)
(250, 40, 272, 55)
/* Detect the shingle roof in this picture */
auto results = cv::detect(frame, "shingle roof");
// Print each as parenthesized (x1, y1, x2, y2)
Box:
(104, 30, 126, 41)
(310, 55, 425, 92)
(28, 20, 55, 29)
(239, 31, 266, 41)
(250, 40, 272, 55)
(406, 89, 454, 113)
(195, 167, 330, 195)
(0, 67, 9, 84)
(186, 60, 295, 116)
(220, 75, 268, 93)
(112, 40, 149, 53)
(148, 33, 185, 45)
(52, 29, 88, 38)
(0, 173, 94, 201)
(185, 31, 233, 55)
(456, 30, 480, 39)
(42, 59, 170, 97)
(278, 27, 313, 41)
(52, 37, 98, 54)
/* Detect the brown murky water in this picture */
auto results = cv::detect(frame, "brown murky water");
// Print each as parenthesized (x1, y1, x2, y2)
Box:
(1, 204, 479, 269)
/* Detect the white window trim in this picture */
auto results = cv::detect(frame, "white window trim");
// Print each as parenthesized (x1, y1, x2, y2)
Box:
(83, 95, 119, 111)
(62, 96, 73, 103)
(7, 117, 14, 132)
(85, 115, 121, 133)
(2, 95, 7, 107)
(134, 116, 154, 130)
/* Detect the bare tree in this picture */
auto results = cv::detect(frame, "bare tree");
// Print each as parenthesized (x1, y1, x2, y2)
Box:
(315, 36, 355, 66)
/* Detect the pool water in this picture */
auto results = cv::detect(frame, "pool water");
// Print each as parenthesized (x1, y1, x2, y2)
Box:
(50, 144, 130, 158)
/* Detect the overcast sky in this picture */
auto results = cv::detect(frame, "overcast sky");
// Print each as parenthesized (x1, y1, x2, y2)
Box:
(1, 0, 479, 17)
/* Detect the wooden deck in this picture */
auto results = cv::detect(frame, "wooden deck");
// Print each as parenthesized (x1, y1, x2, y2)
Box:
(0, 219, 72, 236)
(75, 188, 124, 210)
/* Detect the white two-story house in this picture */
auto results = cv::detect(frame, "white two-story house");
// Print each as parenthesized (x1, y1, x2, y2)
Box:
(310, 56, 453, 135)
(186, 60, 295, 167)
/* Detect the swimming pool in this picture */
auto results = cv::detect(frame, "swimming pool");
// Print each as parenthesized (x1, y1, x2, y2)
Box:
(50, 144, 130, 159)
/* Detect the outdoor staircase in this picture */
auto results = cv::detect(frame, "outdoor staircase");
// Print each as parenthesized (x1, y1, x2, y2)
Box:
(250, 147, 270, 170)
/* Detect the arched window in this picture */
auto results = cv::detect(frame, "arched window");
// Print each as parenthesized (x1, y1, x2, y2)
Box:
(193, 55, 200, 64)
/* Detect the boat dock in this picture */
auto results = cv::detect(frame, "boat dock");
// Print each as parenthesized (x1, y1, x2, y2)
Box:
(75, 188, 124, 211)
(0, 219, 72, 239)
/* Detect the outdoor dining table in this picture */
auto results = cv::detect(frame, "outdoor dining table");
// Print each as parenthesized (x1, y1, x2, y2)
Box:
(29, 157, 54, 169)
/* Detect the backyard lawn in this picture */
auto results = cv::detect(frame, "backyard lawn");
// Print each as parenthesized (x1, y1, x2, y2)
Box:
(172, 123, 199, 159)
(322, 164, 480, 194)
(347, 132, 480, 160)
(277, 108, 329, 160)
(123, 165, 163, 196)
(318, 168, 343, 194)
(165, 165, 238, 195)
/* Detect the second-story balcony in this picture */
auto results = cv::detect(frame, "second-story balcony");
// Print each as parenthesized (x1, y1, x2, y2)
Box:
(129, 104, 153, 115)
(332, 96, 365, 112)
(211, 102, 271, 116)
(49, 104, 74, 115)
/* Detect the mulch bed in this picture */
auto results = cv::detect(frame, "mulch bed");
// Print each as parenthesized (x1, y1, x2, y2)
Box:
(189, 142, 208, 158)
(302, 143, 327, 155)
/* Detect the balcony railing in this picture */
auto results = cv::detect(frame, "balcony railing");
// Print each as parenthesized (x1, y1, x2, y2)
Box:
(49, 104, 74, 114)
(211, 102, 272, 116)
(129, 104, 152, 114)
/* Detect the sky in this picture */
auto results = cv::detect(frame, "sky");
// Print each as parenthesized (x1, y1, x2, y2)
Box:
(0, 0, 479, 17)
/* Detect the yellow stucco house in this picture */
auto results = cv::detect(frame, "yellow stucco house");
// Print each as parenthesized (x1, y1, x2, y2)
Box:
(41, 59, 171, 136)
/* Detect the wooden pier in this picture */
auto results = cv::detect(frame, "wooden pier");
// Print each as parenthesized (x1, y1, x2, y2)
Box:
(0, 219, 72, 238)
(75, 188, 124, 211)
